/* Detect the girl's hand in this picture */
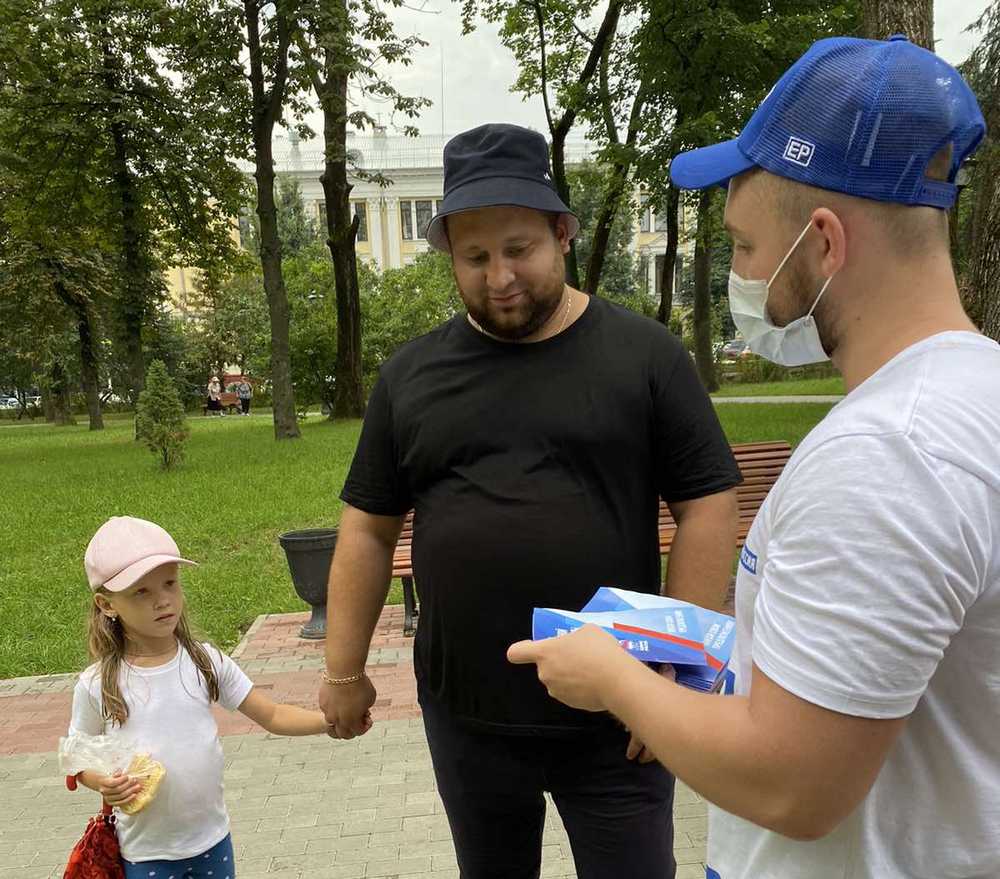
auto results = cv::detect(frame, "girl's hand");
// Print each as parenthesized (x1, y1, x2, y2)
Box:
(95, 770, 142, 807)
(319, 676, 377, 740)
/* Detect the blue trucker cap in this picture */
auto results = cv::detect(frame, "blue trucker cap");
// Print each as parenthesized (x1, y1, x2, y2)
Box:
(670, 35, 986, 209)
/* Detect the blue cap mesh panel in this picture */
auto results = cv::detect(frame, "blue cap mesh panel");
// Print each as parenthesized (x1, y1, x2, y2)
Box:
(737, 37, 985, 208)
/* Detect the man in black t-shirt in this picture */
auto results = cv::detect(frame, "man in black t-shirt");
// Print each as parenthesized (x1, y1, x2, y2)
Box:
(319, 123, 742, 879)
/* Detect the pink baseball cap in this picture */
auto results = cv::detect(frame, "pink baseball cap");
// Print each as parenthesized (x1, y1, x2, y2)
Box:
(85, 516, 197, 593)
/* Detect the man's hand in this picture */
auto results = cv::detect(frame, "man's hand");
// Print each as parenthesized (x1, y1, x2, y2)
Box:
(320, 505, 403, 741)
(507, 626, 634, 712)
(626, 664, 677, 763)
(319, 675, 377, 739)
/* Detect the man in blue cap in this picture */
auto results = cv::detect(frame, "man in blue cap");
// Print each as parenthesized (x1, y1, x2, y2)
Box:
(509, 35, 1000, 879)
(320, 122, 744, 878)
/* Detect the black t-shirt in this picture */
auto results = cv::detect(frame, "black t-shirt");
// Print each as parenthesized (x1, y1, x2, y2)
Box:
(341, 295, 741, 734)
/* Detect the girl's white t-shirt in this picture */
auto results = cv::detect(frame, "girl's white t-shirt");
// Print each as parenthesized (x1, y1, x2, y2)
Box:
(69, 643, 254, 862)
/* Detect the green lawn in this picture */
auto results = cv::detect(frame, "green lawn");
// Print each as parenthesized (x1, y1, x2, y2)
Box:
(0, 402, 832, 679)
(714, 376, 845, 397)
(715, 401, 834, 448)
(0, 415, 371, 679)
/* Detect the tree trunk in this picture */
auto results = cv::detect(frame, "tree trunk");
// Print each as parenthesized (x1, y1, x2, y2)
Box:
(11, 391, 28, 420)
(245, 0, 299, 439)
(550, 136, 580, 289)
(583, 165, 630, 296)
(110, 118, 148, 404)
(101, 31, 150, 403)
(584, 72, 647, 297)
(964, 162, 987, 263)
(76, 309, 105, 432)
(959, 1, 998, 339)
(255, 155, 299, 438)
(317, 10, 365, 419)
(693, 189, 717, 392)
(966, 147, 1000, 340)
(949, 195, 962, 268)
(41, 388, 55, 422)
(54, 280, 104, 431)
(861, 0, 933, 49)
(657, 184, 681, 325)
(535, 0, 621, 290)
(50, 361, 75, 426)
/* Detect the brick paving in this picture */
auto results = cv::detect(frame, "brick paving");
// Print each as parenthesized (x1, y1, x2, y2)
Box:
(0, 605, 708, 878)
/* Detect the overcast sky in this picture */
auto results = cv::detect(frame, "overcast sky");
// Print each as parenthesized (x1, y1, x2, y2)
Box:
(286, 0, 992, 145)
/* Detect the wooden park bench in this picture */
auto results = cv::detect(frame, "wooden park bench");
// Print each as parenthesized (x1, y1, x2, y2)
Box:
(392, 440, 793, 635)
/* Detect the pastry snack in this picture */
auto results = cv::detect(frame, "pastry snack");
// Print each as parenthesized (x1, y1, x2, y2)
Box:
(119, 753, 165, 814)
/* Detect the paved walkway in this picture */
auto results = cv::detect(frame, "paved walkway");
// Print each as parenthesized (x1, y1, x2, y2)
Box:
(1, 607, 709, 879)
(712, 394, 844, 404)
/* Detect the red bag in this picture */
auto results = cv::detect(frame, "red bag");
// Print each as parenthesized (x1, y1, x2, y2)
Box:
(63, 803, 125, 879)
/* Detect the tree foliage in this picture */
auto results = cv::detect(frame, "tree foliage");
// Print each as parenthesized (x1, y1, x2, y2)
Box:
(0, 0, 249, 416)
(462, 0, 625, 289)
(293, 0, 429, 418)
(243, 177, 321, 258)
(567, 161, 637, 300)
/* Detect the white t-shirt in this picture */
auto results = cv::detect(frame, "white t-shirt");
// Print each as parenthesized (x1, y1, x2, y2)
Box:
(69, 643, 254, 862)
(708, 332, 1000, 879)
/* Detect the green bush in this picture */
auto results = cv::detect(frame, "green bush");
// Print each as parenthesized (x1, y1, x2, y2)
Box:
(135, 360, 189, 469)
(361, 251, 461, 391)
(602, 286, 656, 319)
(721, 357, 838, 384)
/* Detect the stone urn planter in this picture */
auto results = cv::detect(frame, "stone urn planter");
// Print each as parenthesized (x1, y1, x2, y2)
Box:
(278, 528, 337, 639)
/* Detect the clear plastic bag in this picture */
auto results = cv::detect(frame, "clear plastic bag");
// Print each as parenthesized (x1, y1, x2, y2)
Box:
(58, 733, 143, 778)
(60, 733, 166, 814)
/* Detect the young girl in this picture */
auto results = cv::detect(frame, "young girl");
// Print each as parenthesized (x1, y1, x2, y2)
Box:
(68, 515, 331, 879)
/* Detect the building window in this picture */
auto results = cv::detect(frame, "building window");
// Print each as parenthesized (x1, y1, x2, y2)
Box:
(238, 212, 253, 250)
(318, 201, 367, 242)
(655, 254, 666, 293)
(639, 196, 650, 233)
(400, 199, 439, 241)
(353, 202, 368, 243)
(415, 200, 434, 239)
(676, 253, 693, 305)
(654, 200, 669, 232)
(400, 201, 414, 240)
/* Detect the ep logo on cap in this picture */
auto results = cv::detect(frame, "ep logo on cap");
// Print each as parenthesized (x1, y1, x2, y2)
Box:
(783, 137, 815, 168)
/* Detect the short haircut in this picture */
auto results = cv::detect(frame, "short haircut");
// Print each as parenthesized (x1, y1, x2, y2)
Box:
(757, 145, 953, 256)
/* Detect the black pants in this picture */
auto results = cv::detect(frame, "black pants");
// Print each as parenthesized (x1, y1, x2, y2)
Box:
(421, 695, 676, 879)
(240, 397, 251, 414)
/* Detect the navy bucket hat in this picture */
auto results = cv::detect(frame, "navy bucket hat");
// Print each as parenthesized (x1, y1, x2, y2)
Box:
(426, 123, 580, 252)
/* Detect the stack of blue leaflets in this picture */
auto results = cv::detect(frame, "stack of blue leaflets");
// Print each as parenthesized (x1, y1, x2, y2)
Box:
(532, 587, 736, 693)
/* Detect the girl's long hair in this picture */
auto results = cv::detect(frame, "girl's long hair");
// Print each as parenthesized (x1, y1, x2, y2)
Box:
(87, 591, 220, 728)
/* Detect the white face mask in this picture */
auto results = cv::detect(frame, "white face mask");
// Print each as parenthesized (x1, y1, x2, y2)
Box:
(728, 222, 835, 367)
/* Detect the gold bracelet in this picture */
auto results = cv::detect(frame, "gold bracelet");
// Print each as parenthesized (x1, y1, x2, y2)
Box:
(321, 669, 365, 686)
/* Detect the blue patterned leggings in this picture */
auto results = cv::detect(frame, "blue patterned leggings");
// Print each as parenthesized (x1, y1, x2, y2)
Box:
(122, 833, 235, 879)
